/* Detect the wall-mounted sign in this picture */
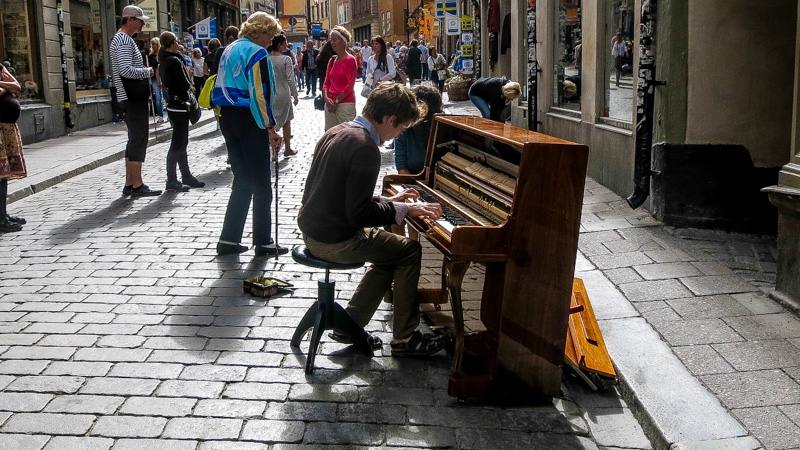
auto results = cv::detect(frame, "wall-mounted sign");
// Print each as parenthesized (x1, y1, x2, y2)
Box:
(461, 31, 473, 44)
(461, 44, 473, 57)
(138, 0, 158, 32)
(461, 58, 473, 74)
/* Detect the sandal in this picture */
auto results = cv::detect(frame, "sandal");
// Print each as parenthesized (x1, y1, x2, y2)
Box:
(328, 330, 383, 349)
(390, 330, 447, 358)
(284, 148, 298, 157)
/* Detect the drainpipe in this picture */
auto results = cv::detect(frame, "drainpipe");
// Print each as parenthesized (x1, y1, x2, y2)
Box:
(57, 2, 75, 129)
(626, 0, 663, 209)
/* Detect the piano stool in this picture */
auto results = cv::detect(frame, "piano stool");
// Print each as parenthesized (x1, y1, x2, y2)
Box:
(290, 246, 375, 374)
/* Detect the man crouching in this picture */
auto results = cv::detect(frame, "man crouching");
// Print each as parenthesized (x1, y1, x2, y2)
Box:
(297, 83, 447, 357)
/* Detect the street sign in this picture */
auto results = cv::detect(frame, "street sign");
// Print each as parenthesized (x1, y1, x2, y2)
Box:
(195, 17, 212, 40)
(461, 31, 473, 44)
(311, 22, 322, 36)
(461, 44, 473, 57)
(445, 13, 460, 36)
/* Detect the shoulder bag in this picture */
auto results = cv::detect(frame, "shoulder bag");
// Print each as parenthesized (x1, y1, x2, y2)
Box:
(360, 74, 374, 98)
(121, 76, 150, 101)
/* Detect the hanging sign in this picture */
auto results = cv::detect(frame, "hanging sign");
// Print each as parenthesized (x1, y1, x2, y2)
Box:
(461, 15, 473, 31)
(138, 0, 158, 32)
(445, 13, 460, 36)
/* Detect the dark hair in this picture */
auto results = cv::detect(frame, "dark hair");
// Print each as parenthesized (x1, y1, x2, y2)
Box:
(372, 35, 388, 72)
(208, 38, 221, 54)
(224, 25, 239, 42)
(363, 83, 423, 126)
(410, 39, 419, 47)
(268, 34, 286, 53)
(411, 84, 442, 123)
(156, 32, 177, 64)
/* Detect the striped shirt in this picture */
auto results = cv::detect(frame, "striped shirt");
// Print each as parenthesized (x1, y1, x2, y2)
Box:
(110, 31, 150, 102)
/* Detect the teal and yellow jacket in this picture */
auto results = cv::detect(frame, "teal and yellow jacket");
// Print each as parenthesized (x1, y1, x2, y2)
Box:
(212, 37, 277, 129)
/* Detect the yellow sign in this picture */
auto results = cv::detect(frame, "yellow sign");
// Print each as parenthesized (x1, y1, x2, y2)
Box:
(419, 13, 435, 40)
(461, 15, 473, 31)
(461, 44, 473, 57)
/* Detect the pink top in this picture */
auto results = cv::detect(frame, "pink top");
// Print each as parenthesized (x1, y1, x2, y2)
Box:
(323, 54, 357, 104)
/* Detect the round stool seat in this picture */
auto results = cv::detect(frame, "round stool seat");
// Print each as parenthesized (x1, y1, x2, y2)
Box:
(292, 246, 364, 271)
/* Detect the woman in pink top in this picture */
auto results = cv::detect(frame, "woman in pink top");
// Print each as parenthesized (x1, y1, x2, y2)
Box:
(322, 26, 358, 130)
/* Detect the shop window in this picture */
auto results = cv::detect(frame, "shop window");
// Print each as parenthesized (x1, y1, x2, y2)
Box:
(71, 0, 109, 94)
(602, 0, 634, 123)
(0, 0, 43, 101)
(553, 0, 580, 112)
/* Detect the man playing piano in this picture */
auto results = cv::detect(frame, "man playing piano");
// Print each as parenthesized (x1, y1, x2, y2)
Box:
(298, 83, 449, 357)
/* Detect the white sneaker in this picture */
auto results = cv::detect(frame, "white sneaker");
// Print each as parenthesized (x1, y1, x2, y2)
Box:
(156, 117, 165, 124)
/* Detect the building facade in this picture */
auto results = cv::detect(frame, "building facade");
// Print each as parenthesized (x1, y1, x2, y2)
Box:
(6, 0, 240, 145)
(475, 0, 798, 307)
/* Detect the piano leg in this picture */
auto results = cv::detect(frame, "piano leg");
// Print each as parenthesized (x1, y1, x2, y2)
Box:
(443, 258, 470, 375)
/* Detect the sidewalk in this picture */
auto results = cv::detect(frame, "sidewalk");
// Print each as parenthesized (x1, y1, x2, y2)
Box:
(0, 91, 796, 449)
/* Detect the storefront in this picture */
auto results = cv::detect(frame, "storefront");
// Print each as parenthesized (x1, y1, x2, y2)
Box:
(0, 0, 44, 102)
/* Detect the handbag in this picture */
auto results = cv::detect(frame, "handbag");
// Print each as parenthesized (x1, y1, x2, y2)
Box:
(0, 91, 21, 124)
(314, 94, 325, 111)
(198, 74, 216, 109)
(120, 76, 150, 101)
(360, 74, 374, 98)
(436, 69, 448, 80)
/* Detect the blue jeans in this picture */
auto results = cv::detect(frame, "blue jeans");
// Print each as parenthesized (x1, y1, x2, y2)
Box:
(362, 62, 368, 82)
(305, 68, 318, 94)
(150, 79, 163, 118)
(469, 94, 492, 119)
(219, 107, 274, 247)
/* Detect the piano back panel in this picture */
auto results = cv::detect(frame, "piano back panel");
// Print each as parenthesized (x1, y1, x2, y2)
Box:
(497, 139, 589, 397)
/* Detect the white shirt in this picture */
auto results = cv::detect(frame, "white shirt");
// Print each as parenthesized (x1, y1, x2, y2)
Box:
(361, 45, 372, 61)
(366, 54, 396, 83)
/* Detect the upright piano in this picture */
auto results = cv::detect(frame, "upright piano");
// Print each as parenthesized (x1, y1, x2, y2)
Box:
(383, 115, 589, 399)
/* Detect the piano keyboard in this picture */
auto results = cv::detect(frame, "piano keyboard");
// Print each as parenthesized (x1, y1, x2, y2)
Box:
(402, 184, 474, 233)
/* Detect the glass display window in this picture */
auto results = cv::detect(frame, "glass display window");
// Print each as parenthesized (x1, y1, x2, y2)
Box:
(0, 0, 43, 101)
(71, 0, 109, 94)
(553, 0, 581, 112)
(602, 0, 635, 123)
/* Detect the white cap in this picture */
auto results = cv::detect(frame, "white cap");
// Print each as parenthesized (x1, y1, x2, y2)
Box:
(122, 5, 149, 21)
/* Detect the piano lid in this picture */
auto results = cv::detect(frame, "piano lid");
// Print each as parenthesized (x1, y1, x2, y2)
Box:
(435, 115, 583, 149)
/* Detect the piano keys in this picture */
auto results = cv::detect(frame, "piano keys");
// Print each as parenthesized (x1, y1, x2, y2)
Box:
(383, 115, 590, 399)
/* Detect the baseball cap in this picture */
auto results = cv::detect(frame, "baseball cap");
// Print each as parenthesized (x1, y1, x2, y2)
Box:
(122, 5, 150, 21)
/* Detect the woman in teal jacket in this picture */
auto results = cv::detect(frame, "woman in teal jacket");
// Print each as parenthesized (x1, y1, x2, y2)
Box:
(212, 12, 287, 257)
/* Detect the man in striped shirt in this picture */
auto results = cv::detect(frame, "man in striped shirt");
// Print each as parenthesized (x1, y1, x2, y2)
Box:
(110, 5, 161, 197)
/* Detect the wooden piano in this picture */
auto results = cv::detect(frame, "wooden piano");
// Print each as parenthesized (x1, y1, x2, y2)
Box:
(383, 115, 590, 399)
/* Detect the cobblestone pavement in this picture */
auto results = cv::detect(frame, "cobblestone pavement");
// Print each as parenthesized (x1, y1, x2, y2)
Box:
(0, 90, 652, 449)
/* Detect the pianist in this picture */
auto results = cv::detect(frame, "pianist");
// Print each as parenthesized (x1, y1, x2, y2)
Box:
(297, 83, 449, 357)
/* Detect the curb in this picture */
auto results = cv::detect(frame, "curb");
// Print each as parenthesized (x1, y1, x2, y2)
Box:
(8, 114, 217, 205)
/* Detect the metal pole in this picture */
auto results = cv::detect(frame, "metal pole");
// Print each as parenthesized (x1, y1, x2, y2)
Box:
(274, 145, 280, 260)
(56, 3, 75, 129)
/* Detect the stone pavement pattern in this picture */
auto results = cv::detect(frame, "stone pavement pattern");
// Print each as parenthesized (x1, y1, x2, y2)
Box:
(0, 93, 653, 449)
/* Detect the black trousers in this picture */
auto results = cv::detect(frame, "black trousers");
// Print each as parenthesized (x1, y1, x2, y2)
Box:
(166, 110, 191, 182)
(123, 99, 149, 162)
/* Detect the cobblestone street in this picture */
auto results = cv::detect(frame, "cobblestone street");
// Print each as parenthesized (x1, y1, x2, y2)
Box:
(0, 93, 652, 449)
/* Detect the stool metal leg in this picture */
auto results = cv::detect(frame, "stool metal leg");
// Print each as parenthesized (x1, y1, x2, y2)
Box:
(305, 308, 325, 374)
(290, 302, 319, 347)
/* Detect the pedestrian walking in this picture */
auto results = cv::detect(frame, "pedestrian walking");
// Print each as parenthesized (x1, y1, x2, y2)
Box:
(211, 11, 287, 257)
(360, 39, 372, 82)
(0, 62, 25, 232)
(110, 5, 161, 197)
(148, 38, 166, 124)
(406, 40, 423, 84)
(268, 34, 299, 157)
(158, 31, 204, 193)
(427, 47, 447, 92)
(365, 36, 396, 85)
(611, 30, 628, 87)
(190, 48, 206, 99)
(301, 40, 319, 96)
(322, 26, 358, 130)
(295, 47, 305, 92)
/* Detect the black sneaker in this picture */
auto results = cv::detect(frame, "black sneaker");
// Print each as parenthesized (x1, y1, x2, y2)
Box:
(131, 184, 162, 197)
(182, 176, 206, 188)
(122, 184, 133, 196)
(166, 181, 190, 192)
(217, 242, 249, 255)
(6, 214, 26, 225)
(254, 244, 289, 257)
